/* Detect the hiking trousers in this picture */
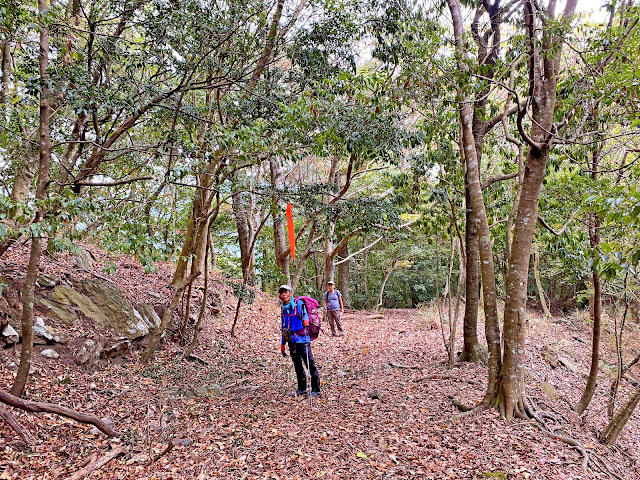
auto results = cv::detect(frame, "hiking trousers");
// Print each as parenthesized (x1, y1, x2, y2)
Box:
(288, 342, 320, 393)
(327, 310, 344, 335)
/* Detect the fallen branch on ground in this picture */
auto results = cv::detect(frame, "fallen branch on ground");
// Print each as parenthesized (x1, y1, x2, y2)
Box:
(416, 374, 482, 386)
(388, 361, 421, 369)
(0, 389, 119, 437)
(64, 446, 126, 480)
(144, 442, 174, 467)
(0, 404, 35, 444)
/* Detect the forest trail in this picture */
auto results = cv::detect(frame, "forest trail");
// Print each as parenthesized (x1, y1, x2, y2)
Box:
(2, 270, 639, 480)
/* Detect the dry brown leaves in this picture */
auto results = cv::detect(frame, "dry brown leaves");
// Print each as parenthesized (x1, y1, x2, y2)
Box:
(0, 243, 639, 479)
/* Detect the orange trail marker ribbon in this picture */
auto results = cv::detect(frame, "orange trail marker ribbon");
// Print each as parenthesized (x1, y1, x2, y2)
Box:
(286, 203, 296, 260)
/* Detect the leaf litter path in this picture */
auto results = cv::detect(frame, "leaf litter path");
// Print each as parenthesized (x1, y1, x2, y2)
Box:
(0, 250, 638, 479)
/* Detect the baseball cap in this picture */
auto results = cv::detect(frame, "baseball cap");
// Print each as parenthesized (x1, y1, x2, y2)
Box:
(278, 284, 292, 293)
(327, 280, 334, 285)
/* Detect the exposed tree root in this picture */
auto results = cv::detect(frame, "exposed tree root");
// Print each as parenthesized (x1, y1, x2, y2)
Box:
(63, 446, 126, 480)
(448, 395, 474, 412)
(0, 390, 119, 437)
(522, 395, 622, 480)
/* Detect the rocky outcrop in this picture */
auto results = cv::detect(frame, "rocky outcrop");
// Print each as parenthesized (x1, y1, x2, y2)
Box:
(36, 279, 161, 340)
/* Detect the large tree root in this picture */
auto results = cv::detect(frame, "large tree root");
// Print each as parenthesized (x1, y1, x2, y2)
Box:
(523, 396, 623, 480)
(0, 390, 119, 438)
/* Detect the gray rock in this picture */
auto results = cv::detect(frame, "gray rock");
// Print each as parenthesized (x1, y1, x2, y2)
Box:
(34, 317, 54, 341)
(558, 357, 579, 374)
(540, 382, 559, 401)
(541, 345, 558, 368)
(172, 438, 192, 447)
(368, 390, 383, 400)
(196, 385, 212, 397)
(80, 279, 153, 339)
(2, 324, 19, 344)
(37, 273, 58, 288)
(134, 303, 162, 332)
(76, 339, 98, 365)
(7, 362, 17, 370)
(99, 339, 131, 359)
(73, 248, 95, 271)
(210, 384, 223, 396)
(41, 349, 60, 359)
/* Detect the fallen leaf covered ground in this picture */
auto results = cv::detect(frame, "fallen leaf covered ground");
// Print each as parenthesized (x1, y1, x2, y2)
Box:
(1, 243, 639, 479)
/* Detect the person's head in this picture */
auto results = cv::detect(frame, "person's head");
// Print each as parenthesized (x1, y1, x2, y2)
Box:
(278, 284, 293, 303)
(327, 281, 335, 292)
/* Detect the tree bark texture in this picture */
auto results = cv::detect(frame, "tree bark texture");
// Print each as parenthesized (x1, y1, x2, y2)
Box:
(600, 382, 640, 446)
(446, 0, 502, 403)
(460, 183, 484, 363)
(498, 0, 578, 419)
(11, 0, 51, 397)
(269, 159, 291, 283)
(575, 129, 603, 415)
(336, 243, 350, 308)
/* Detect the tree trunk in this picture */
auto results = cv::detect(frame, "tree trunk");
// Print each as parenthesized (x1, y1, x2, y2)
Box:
(460, 183, 485, 363)
(232, 191, 255, 285)
(575, 126, 603, 415)
(11, 0, 51, 397)
(269, 159, 290, 283)
(1, 40, 9, 107)
(495, 0, 578, 420)
(446, 0, 501, 406)
(533, 248, 551, 318)
(336, 243, 350, 307)
(600, 383, 640, 446)
(376, 259, 397, 312)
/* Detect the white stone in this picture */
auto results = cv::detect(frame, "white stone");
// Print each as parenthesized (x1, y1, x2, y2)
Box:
(41, 349, 60, 359)
(2, 324, 19, 343)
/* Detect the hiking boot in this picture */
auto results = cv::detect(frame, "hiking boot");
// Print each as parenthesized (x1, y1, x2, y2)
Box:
(288, 390, 307, 397)
(309, 391, 321, 398)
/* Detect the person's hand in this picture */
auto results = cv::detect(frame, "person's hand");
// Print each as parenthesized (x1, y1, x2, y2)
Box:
(281, 344, 286, 357)
(302, 319, 309, 327)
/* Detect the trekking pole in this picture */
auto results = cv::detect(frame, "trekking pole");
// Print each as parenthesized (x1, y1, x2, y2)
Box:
(306, 342, 312, 408)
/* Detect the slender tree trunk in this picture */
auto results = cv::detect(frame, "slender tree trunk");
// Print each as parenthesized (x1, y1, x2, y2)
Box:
(336, 243, 350, 308)
(460, 183, 484, 363)
(363, 237, 370, 309)
(446, 0, 504, 406)
(269, 159, 290, 283)
(575, 131, 603, 415)
(600, 383, 640, 446)
(376, 259, 397, 312)
(11, 0, 51, 397)
(1, 40, 9, 107)
(232, 191, 254, 285)
(533, 248, 551, 318)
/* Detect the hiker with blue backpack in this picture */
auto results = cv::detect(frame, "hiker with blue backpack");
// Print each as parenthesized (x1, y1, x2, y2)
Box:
(278, 284, 321, 398)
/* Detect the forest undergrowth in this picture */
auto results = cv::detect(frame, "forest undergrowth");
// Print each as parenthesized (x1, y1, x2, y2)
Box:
(1, 244, 639, 480)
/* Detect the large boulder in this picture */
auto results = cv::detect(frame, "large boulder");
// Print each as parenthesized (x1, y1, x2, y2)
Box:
(37, 280, 160, 340)
(79, 279, 157, 339)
